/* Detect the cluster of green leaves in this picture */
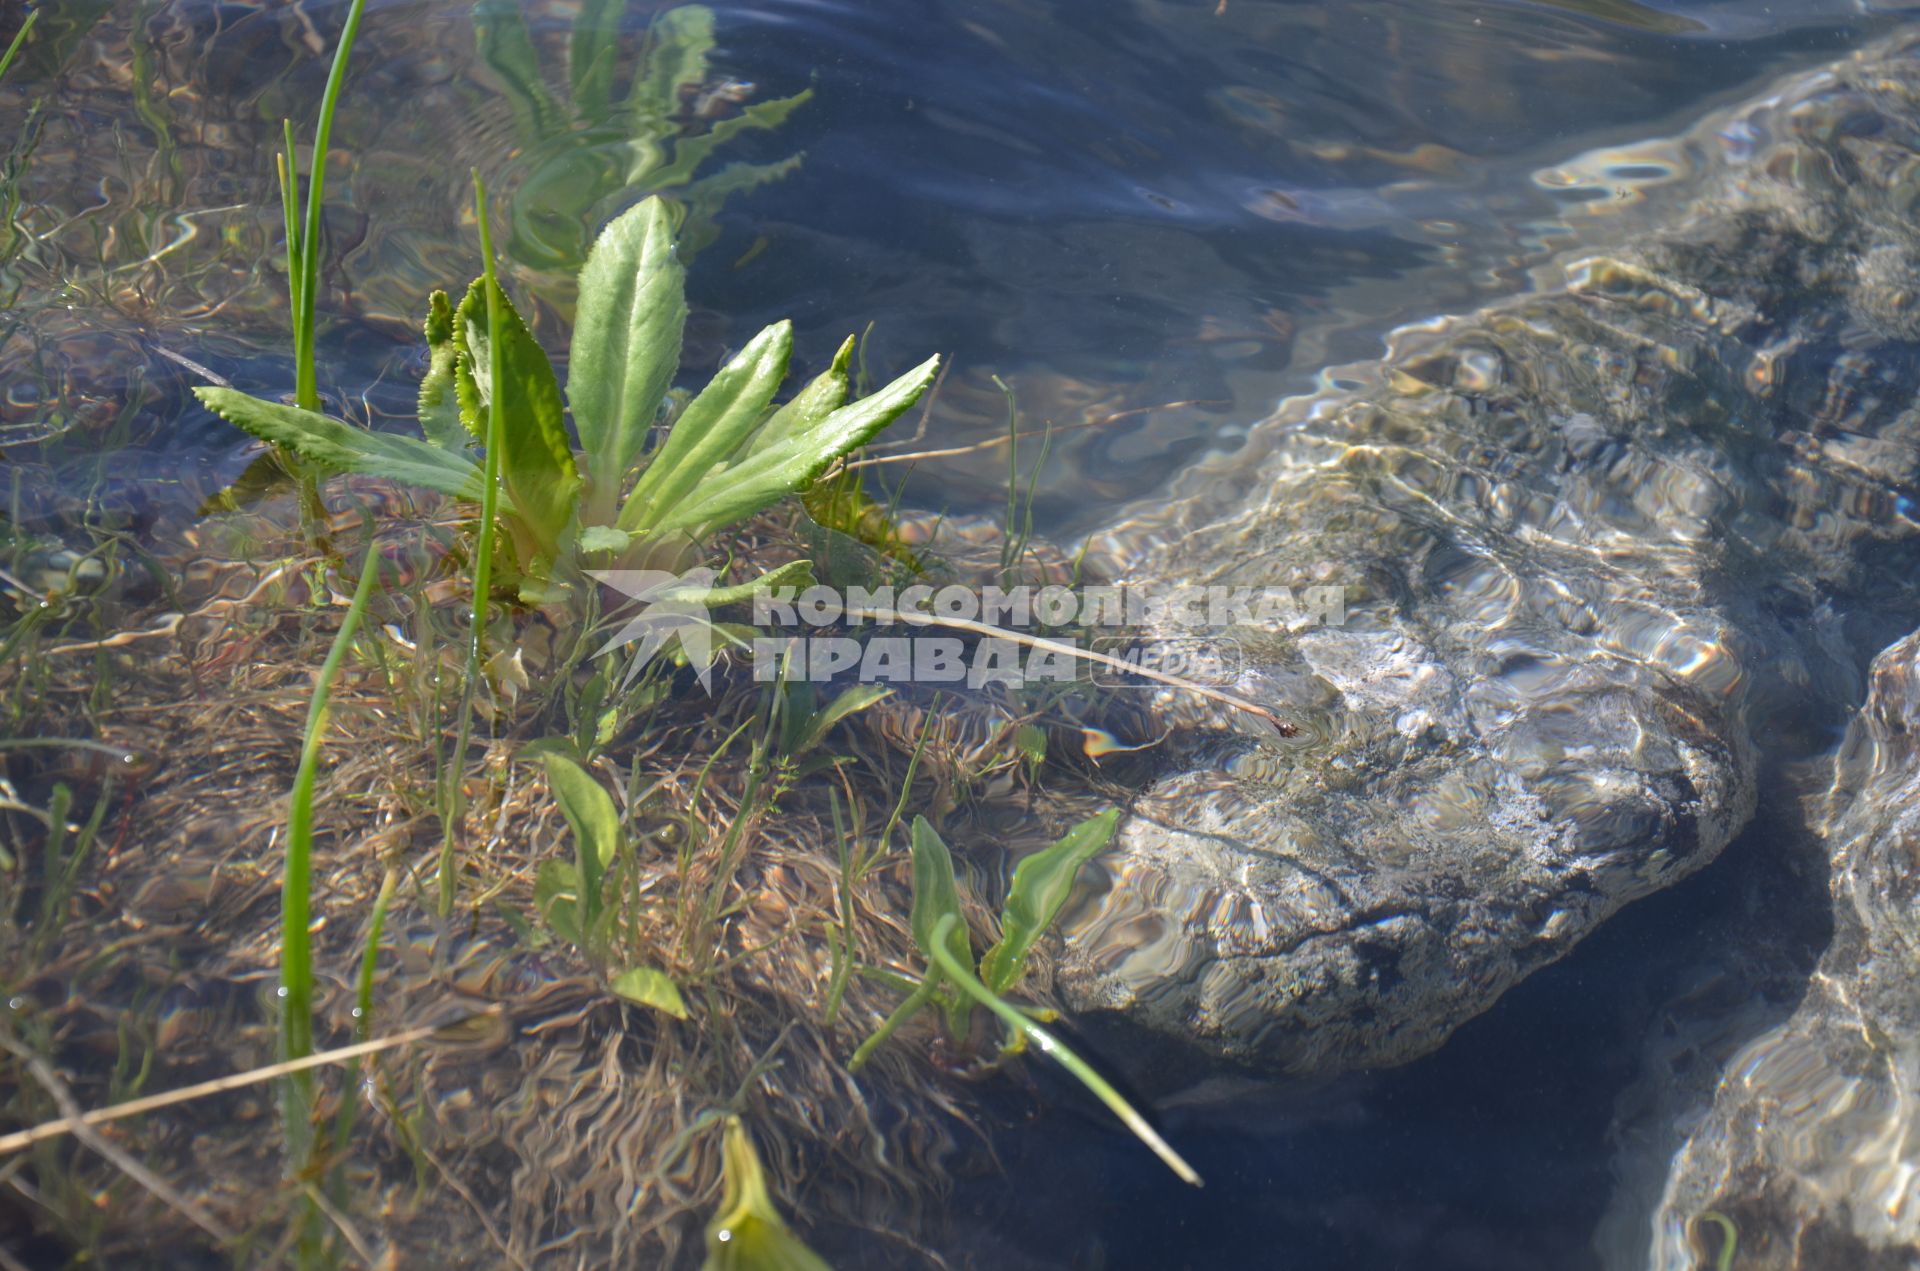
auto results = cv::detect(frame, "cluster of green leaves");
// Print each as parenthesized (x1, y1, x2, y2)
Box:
(525, 750, 691, 1019)
(196, 195, 938, 602)
(849, 811, 1201, 1186)
(474, 1, 811, 280)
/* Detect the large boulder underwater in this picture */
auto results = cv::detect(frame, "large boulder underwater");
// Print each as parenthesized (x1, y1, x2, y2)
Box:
(1054, 28, 1920, 1258)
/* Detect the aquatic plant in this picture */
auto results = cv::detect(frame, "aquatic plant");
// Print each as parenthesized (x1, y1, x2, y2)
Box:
(0, 11, 38, 86)
(473, 2, 811, 281)
(195, 195, 938, 601)
(280, 0, 367, 415)
(850, 812, 1202, 1186)
(279, 538, 381, 1263)
(702, 1116, 833, 1270)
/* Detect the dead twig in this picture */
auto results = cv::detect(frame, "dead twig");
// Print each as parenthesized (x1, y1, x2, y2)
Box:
(845, 398, 1226, 471)
(0, 1006, 504, 1156)
(0, 1032, 237, 1246)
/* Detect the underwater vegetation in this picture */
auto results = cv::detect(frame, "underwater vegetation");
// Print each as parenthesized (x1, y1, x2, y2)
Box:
(0, 2, 1198, 1266)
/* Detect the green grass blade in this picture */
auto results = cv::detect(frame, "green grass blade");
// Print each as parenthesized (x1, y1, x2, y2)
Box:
(439, 170, 510, 915)
(294, 0, 368, 412)
(620, 319, 794, 531)
(927, 912, 1202, 1188)
(282, 540, 382, 1144)
(0, 10, 39, 85)
(277, 120, 303, 326)
(568, 197, 686, 518)
(193, 388, 491, 501)
(978, 808, 1119, 995)
(647, 354, 937, 536)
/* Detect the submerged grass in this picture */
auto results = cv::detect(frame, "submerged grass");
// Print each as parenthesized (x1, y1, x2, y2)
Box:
(0, 2, 1225, 1265)
(0, 10, 38, 86)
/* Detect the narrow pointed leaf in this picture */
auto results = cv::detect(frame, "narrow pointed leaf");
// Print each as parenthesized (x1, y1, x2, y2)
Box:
(978, 808, 1120, 995)
(926, 912, 1202, 1188)
(417, 290, 468, 448)
(456, 278, 580, 555)
(569, 198, 686, 514)
(650, 354, 937, 536)
(621, 320, 794, 532)
(745, 335, 852, 459)
(611, 966, 689, 1020)
(194, 388, 491, 501)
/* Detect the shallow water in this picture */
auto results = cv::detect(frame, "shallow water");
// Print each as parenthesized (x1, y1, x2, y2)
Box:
(3, 0, 1917, 1267)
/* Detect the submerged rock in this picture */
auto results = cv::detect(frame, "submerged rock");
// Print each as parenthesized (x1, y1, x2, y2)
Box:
(1060, 34, 1920, 1077)
(1644, 629, 1920, 1269)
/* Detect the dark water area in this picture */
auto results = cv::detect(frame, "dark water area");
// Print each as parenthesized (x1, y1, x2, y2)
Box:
(2, 0, 1914, 1267)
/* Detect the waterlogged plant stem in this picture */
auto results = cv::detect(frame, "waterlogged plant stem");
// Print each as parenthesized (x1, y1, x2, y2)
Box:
(846, 976, 940, 1073)
(439, 170, 507, 916)
(925, 912, 1203, 1187)
(293, 0, 368, 412)
(282, 541, 381, 1144)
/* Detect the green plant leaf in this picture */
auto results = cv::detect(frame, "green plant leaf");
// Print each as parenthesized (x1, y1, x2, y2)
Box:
(640, 88, 816, 190)
(909, 816, 973, 1038)
(745, 335, 852, 459)
(567, 0, 627, 118)
(569, 197, 686, 517)
(978, 808, 1120, 995)
(455, 278, 581, 555)
(541, 753, 622, 926)
(534, 859, 584, 946)
(621, 319, 795, 532)
(610, 965, 689, 1019)
(417, 289, 469, 448)
(194, 388, 492, 502)
(924, 912, 1202, 1188)
(791, 684, 891, 760)
(472, 0, 564, 144)
(702, 1117, 834, 1271)
(648, 354, 937, 536)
